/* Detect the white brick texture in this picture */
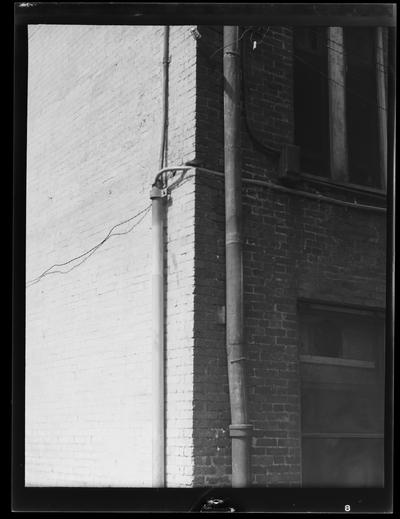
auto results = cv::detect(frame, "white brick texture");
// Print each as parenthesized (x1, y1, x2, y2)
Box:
(26, 25, 197, 487)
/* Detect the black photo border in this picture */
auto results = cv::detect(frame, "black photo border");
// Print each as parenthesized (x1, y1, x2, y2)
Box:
(13, 2, 396, 513)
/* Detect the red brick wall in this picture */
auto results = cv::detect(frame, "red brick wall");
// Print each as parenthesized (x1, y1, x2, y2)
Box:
(192, 25, 386, 486)
(193, 171, 229, 486)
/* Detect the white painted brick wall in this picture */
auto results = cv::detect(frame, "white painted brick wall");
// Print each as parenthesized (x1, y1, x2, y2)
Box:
(26, 24, 197, 487)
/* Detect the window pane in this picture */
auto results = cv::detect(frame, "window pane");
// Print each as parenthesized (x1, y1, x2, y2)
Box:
(311, 319, 342, 357)
(302, 438, 384, 487)
(299, 303, 385, 488)
(342, 320, 376, 361)
(299, 307, 383, 363)
(301, 362, 382, 386)
(344, 28, 381, 188)
(302, 382, 384, 434)
(293, 27, 330, 177)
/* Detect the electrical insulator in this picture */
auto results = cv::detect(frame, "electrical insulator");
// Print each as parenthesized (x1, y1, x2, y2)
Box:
(189, 27, 202, 40)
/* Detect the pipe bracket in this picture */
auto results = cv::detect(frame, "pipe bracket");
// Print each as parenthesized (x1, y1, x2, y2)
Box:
(224, 50, 240, 57)
(150, 186, 168, 199)
(226, 232, 242, 245)
(230, 357, 246, 364)
(229, 424, 253, 438)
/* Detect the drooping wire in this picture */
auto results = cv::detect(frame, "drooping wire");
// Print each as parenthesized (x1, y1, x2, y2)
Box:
(322, 40, 388, 89)
(325, 37, 388, 75)
(305, 25, 389, 75)
(283, 25, 388, 69)
(26, 204, 152, 288)
(204, 26, 281, 159)
(207, 26, 222, 36)
(292, 50, 387, 112)
(208, 24, 389, 72)
(239, 23, 389, 165)
(209, 26, 252, 59)
(250, 26, 388, 113)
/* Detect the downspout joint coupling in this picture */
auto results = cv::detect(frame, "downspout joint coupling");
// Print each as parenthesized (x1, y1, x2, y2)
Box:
(229, 424, 253, 438)
(150, 185, 167, 199)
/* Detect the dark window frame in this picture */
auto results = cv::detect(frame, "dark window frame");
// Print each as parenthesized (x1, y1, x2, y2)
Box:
(298, 300, 385, 487)
(293, 26, 387, 193)
(293, 26, 331, 178)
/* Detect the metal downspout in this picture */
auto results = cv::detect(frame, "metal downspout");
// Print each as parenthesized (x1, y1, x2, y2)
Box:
(223, 25, 253, 487)
(151, 25, 169, 488)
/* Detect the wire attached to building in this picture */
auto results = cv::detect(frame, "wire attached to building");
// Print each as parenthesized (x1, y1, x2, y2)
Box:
(240, 27, 282, 160)
(209, 24, 388, 164)
(26, 204, 151, 288)
(303, 25, 389, 75)
(292, 51, 387, 112)
(258, 26, 389, 112)
(209, 27, 252, 59)
(168, 165, 387, 214)
(242, 26, 388, 113)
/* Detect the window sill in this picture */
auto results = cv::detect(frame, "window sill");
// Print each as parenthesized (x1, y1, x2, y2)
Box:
(300, 354, 375, 369)
(299, 299, 386, 317)
(302, 432, 384, 439)
(298, 171, 387, 199)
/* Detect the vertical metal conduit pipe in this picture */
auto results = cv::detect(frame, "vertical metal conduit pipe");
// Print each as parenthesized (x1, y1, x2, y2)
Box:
(223, 26, 253, 487)
(151, 25, 170, 488)
(150, 181, 164, 488)
(386, 26, 396, 491)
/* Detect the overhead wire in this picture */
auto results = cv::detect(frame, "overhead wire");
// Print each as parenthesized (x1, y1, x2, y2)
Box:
(248, 26, 388, 112)
(240, 26, 281, 159)
(26, 162, 385, 291)
(28, 26, 390, 288)
(199, 24, 387, 59)
(326, 38, 388, 75)
(238, 23, 388, 169)
(292, 50, 387, 112)
(26, 204, 151, 288)
(286, 25, 387, 55)
(295, 25, 389, 75)
(178, 166, 386, 214)
(209, 26, 252, 59)
(26, 170, 213, 290)
(208, 25, 389, 74)
(323, 45, 388, 92)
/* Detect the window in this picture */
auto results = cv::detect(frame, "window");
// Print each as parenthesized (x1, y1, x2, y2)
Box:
(293, 27, 387, 190)
(344, 28, 381, 188)
(299, 302, 385, 487)
(293, 27, 330, 177)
